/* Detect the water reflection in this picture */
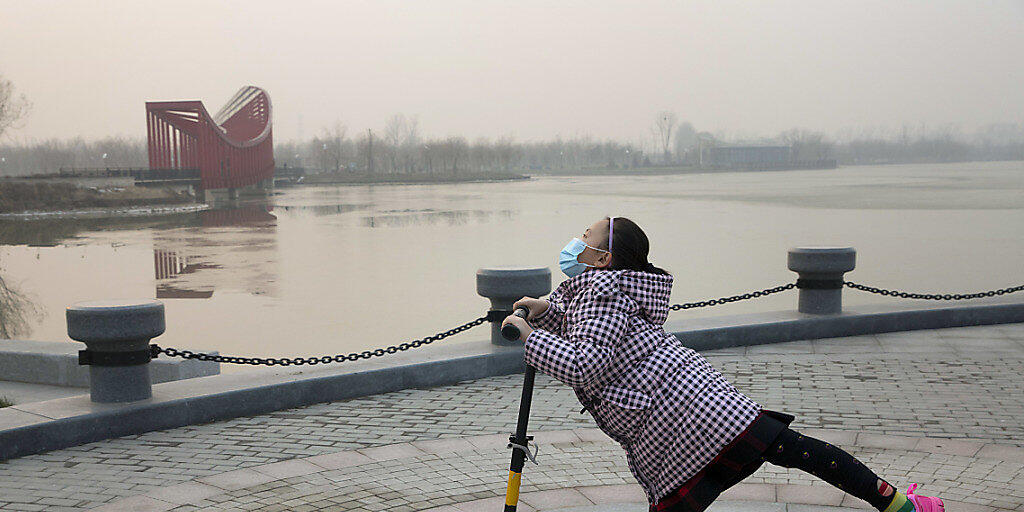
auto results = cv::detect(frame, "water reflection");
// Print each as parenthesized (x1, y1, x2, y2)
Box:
(154, 249, 217, 299)
(199, 206, 277, 227)
(152, 203, 279, 299)
(361, 208, 516, 227)
(0, 214, 202, 247)
(3, 162, 1021, 360)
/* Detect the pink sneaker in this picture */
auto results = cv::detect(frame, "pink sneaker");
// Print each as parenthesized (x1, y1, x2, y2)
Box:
(906, 483, 945, 512)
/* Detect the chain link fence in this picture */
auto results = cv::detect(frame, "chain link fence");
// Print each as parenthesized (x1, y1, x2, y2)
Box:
(154, 280, 1021, 366)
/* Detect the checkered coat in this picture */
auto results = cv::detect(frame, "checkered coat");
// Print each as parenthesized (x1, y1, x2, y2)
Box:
(524, 269, 763, 506)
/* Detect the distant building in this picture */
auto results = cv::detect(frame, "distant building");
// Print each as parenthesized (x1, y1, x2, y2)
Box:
(705, 145, 792, 169)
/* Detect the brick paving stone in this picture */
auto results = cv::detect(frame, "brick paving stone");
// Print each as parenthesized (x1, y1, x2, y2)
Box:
(1, 323, 1022, 511)
(95, 439, 1019, 511)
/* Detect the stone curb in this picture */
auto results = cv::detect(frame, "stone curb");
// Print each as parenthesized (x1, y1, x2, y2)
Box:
(2, 300, 1022, 462)
(0, 339, 220, 387)
(666, 298, 1024, 352)
(87, 427, 1019, 511)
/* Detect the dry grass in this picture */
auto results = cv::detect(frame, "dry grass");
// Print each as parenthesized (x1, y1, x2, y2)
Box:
(0, 181, 194, 213)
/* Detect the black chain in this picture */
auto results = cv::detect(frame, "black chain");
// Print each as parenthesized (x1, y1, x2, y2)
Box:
(844, 281, 1024, 300)
(669, 282, 797, 310)
(155, 280, 1023, 366)
(154, 316, 488, 366)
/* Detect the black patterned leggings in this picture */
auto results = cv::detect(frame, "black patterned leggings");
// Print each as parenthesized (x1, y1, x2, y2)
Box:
(761, 428, 895, 511)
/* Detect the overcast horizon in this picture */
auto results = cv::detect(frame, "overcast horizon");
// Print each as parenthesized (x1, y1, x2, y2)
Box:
(2, 0, 1022, 146)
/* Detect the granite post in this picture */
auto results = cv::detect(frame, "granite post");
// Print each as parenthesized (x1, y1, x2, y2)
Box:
(477, 267, 551, 345)
(788, 247, 856, 314)
(66, 300, 165, 403)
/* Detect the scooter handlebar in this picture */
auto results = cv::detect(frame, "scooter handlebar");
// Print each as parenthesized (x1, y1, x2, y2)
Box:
(501, 307, 531, 341)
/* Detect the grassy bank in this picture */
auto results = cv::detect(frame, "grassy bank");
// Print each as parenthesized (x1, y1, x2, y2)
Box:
(0, 396, 13, 408)
(301, 171, 529, 185)
(0, 181, 195, 214)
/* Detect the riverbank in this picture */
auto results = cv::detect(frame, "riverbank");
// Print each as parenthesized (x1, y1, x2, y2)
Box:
(300, 171, 529, 185)
(0, 203, 209, 221)
(0, 181, 196, 215)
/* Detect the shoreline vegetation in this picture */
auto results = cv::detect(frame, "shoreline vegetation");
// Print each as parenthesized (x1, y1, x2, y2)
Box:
(0, 181, 196, 216)
(0, 172, 531, 216)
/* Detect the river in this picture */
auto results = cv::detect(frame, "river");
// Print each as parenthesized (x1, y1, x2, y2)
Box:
(1, 160, 1021, 373)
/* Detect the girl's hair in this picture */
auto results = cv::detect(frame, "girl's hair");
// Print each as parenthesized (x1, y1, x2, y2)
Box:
(601, 216, 670, 275)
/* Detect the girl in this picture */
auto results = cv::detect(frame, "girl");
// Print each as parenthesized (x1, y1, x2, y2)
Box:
(501, 216, 944, 512)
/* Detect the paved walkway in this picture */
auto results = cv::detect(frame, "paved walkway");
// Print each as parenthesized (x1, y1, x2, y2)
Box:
(1, 323, 1022, 511)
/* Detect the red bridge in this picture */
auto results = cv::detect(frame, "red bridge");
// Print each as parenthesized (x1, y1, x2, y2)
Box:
(146, 86, 274, 198)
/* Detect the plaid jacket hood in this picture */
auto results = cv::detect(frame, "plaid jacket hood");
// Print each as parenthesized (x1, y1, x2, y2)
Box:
(556, 269, 673, 326)
(524, 268, 763, 505)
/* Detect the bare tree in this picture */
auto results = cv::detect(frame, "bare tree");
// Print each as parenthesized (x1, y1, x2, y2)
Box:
(421, 142, 438, 174)
(355, 129, 377, 174)
(383, 114, 406, 173)
(653, 111, 677, 163)
(438, 136, 467, 175)
(400, 115, 420, 173)
(494, 135, 520, 172)
(321, 122, 347, 172)
(778, 128, 833, 161)
(0, 74, 31, 140)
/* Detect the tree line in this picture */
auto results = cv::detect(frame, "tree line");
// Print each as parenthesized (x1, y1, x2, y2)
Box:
(2, 121, 1022, 178)
(1, 73, 1022, 176)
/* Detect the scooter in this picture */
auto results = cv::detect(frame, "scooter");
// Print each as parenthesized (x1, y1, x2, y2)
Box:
(501, 307, 538, 512)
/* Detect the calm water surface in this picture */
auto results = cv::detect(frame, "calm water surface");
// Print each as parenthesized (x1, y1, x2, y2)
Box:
(1, 161, 1021, 373)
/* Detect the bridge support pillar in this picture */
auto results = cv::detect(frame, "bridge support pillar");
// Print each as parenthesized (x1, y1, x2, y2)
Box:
(228, 188, 239, 201)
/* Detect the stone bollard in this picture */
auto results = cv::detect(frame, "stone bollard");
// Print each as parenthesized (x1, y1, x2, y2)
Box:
(788, 247, 856, 315)
(477, 267, 552, 345)
(66, 300, 165, 403)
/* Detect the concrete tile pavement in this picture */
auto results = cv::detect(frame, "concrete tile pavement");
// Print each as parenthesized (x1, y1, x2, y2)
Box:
(537, 503, 871, 512)
(81, 430, 1024, 511)
(0, 322, 1022, 511)
(0, 379, 88, 405)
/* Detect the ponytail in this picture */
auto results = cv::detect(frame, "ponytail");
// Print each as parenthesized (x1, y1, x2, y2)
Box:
(645, 261, 669, 275)
(603, 216, 671, 276)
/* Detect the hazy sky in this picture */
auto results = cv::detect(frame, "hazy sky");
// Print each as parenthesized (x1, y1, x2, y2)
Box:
(2, 0, 1022, 145)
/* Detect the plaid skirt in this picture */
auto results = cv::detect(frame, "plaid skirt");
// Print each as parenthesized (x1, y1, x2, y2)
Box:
(651, 409, 796, 512)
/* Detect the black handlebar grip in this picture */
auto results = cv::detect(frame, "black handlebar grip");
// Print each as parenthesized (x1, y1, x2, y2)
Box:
(501, 306, 531, 341)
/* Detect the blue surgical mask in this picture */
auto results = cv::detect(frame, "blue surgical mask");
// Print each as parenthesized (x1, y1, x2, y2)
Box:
(559, 237, 609, 278)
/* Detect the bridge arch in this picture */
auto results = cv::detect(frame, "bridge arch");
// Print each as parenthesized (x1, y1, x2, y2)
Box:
(145, 86, 274, 194)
